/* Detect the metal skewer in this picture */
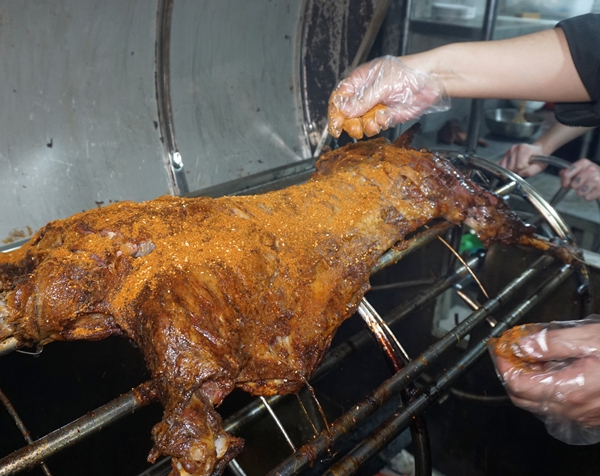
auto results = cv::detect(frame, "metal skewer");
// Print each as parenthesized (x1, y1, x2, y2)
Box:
(260, 397, 296, 452)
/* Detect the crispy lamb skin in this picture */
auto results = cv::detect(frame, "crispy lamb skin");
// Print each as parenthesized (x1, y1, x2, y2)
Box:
(0, 134, 535, 476)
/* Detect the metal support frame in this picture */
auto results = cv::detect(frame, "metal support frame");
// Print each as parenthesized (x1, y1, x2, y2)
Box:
(156, 0, 189, 195)
(0, 383, 154, 476)
(0, 389, 52, 476)
(358, 298, 431, 476)
(465, 0, 500, 154)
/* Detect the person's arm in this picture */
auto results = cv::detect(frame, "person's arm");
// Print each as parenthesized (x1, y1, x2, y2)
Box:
(498, 122, 594, 177)
(328, 28, 591, 139)
(402, 28, 590, 103)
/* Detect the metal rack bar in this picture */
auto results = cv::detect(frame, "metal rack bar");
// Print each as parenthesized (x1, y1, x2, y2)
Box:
(382, 252, 484, 327)
(224, 394, 283, 436)
(466, 156, 572, 240)
(228, 459, 248, 476)
(0, 382, 154, 476)
(371, 221, 454, 274)
(0, 389, 52, 476)
(466, 154, 594, 314)
(266, 255, 555, 476)
(358, 299, 410, 367)
(358, 298, 431, 476)
(155, 0, 188, 195)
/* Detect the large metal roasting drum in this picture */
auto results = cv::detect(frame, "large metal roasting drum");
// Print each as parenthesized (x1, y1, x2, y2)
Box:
(2, 1, 600, 476)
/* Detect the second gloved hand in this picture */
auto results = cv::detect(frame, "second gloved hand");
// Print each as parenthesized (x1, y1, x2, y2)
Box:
(491, 317, 600, 445)
(328, 56, 450, 139)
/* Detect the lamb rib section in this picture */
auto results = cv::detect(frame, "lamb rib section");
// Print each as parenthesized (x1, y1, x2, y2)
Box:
(0, 134, 537, 476)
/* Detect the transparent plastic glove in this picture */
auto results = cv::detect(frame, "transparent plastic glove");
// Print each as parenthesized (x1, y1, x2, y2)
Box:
(490, 316, 600, 445)
(498, 143, 547, 178)
(560, 159, 600, 201)
(327, 56, 450, 139)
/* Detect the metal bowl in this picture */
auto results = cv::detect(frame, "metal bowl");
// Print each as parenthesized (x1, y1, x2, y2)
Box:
(484, 108, 544, 139)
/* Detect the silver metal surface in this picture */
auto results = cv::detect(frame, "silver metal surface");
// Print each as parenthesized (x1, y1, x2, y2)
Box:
(531, 155, 571, 170)
(0, 0, 171, 243)
(228, 459, 248, 476)
(400, 0, 413, 56)
(351, 0, 392, 70)
(494, 180, 517, 197)
(168, 0, 311, 191)
(2, 0, 384, 242)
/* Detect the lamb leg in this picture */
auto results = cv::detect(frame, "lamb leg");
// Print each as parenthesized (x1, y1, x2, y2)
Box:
(150, 389, 243, 476)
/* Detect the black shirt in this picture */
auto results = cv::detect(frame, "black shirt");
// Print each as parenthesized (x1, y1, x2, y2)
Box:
(555, 13, 600, 127)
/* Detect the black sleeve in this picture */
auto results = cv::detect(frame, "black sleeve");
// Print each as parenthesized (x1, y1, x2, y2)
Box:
(554, 14, 600, 127)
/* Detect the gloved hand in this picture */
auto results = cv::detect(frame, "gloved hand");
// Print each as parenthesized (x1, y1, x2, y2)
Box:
(498, 143, 547, 178)
(327, 56, 450, 139)
(559, 158, 600, 201)
(491, 317, 600, 445)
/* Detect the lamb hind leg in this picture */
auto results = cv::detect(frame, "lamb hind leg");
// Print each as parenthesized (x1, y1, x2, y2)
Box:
(150, 389, 244, 476)
(462, 202, 577, 263)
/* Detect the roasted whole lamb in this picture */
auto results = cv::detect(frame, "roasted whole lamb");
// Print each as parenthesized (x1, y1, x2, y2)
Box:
(0, 131, 548, 476)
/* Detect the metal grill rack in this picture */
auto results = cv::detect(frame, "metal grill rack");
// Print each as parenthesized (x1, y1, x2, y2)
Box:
(0, 154, 592, 476)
